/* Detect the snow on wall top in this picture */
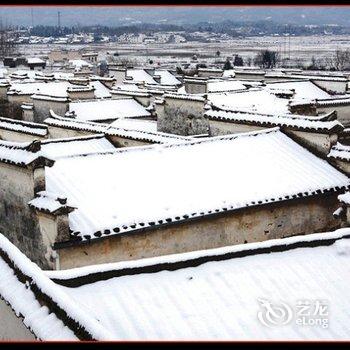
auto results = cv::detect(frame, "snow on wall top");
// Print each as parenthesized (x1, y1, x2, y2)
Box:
(45, 111, 190, 145)
(0, 233, 113, 340)
(67, 98, 151, 122)
(45, 128, 349, 241)
(51, 228, 350, 340)
(315, 97, 350, 107)
(0, 116, 48, 136)
(28, 191, 72, 214)
(328, 142, 350, 161)
(205, 109, 343, 133)
(45, 111, 107, 134)
(0, 139, 43, 167)
(338, 192, 350, 205)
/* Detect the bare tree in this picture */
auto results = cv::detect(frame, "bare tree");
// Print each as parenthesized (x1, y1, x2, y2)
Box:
(254, 50, 279, 69)
(332, 49, 350, 71)
(0, 21, 15, 59)
(233, 55, 244, 66)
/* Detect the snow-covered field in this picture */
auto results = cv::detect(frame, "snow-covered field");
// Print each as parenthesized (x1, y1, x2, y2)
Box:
(17, 35, 350, 67)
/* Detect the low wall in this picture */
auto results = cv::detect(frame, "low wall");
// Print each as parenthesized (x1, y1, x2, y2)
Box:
(57, 193, 340, 269)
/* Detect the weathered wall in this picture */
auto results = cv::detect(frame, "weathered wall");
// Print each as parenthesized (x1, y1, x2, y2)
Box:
(33, 99, 68, 123)
(312, 79, 347, 94)
(184, 81, 207, 94)
(329, 158, 350, 176)
(285, 129, 337, 156)
(47, 125, 96, 139)
(0, 86, 9, 101)
(109, 69, 126, 84)
(157, 97, 208, 136)
(317, 104, 350, 127)
(0, 163, 50, 269)
(48, 50, 82, 63)
(22, 108, 34, 122)
(198, 71, 222, 78)
(6, 95, 31, 119)
(234, 73, 265, 81)
(0, 298, 36, 340)
(68, 90, 95, 101)
(209, 119, 266, 136)
(58, 193, 340, 269)
(0, 128, 46, 142)
(107, 135, 152, 147)
(111, 92, 150, 107)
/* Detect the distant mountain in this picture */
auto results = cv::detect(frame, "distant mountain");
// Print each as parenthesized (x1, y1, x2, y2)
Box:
(1, 6, 350, 27)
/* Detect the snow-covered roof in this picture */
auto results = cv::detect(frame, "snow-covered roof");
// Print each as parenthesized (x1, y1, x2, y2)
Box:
(0, 139, 53, 168)
(205, 109, 344, 133)
(46, 228, 350, 340)
(44, 111, 190, 145)
(315, 97, 350, 107)
(328, 142, 350, 161)
(126, 69, 158, 85)
(8, 81, 71, 97)
(45, 128, 349, 241)
(105, 125, 192, 145)
(28, 191, 74, 215)
(90, 81, 111, 99)
(39, 135, 116, 160)
(0, 233, 113, 340)
(0, 117, 48, 137)
(67, 99, 151, 122)
(154, 70, 181, 86)
(27, 57, 45, 65)
(207, 79, 248, 93)
(109, 118, 157, 133)
(68, 59, 93, 70)
(266, 80, 330, 100)
(164, 92, 206, 102)
(208, 88, 291, 115)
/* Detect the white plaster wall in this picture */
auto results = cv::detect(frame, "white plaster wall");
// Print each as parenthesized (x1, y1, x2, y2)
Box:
(0, 298, 36, 340)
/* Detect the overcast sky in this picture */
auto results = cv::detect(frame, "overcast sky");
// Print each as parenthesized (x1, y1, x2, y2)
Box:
(1, 6, 350, 27)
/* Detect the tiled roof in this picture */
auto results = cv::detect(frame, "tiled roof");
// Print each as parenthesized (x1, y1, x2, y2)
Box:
(0, 139, 53, 168)
(44, 128, 349, 243)
(0, 117, 48, 137)
(328, 142, 350, 161)
(205, 109, 344, 133)
(46, 228, 350, 340)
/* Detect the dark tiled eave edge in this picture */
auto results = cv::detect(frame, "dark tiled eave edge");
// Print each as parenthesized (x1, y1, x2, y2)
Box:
(328, 154, 350, 162)
(0, 156, 54, 169)
(0, 248, 96, 341)
(205, 113, 343, 134)
(53, 186, 349, 251)
(51, 229, 350, 288)
(0, 118, 48, 136)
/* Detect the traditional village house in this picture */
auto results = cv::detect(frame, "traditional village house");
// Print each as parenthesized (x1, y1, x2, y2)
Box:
(0, 128, 346, 269)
